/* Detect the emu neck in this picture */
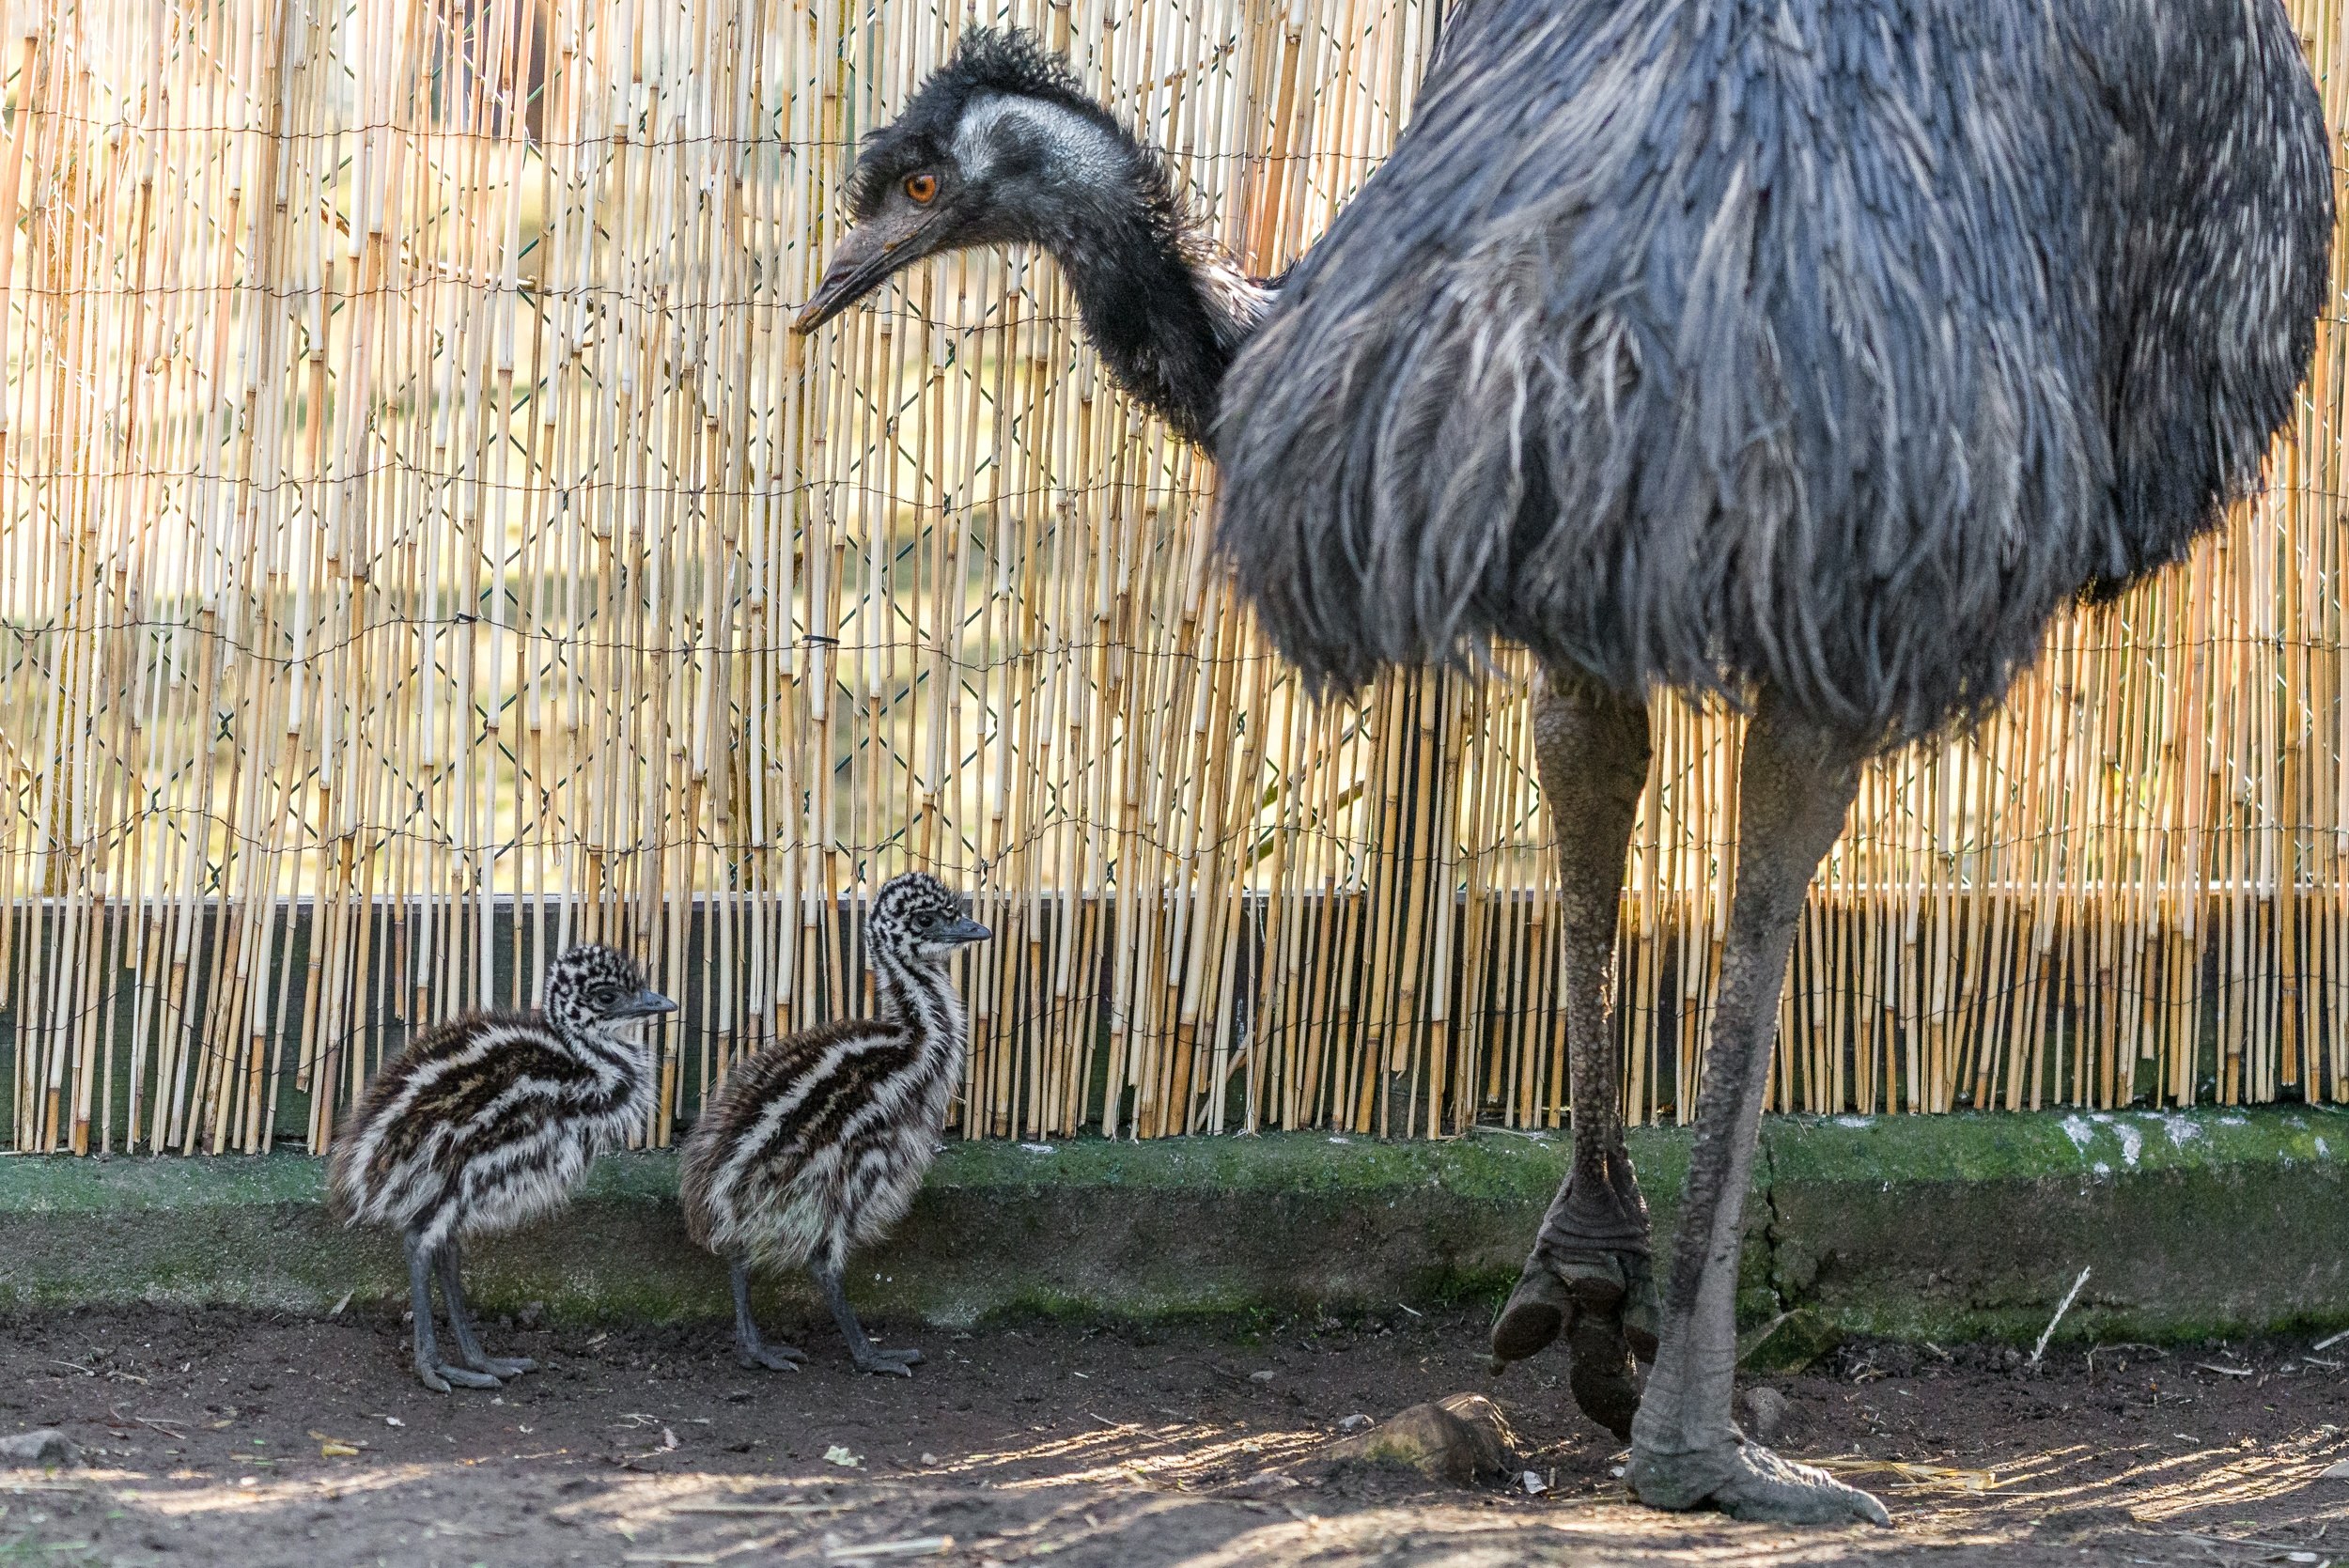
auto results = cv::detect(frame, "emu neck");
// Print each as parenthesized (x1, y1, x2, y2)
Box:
(1049, 213, 1267, 451)
(871, 950, 967, 1057)
(575, 1019, 653, 1080)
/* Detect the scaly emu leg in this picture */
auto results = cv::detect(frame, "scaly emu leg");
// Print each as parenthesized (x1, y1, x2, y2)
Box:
(1625, 692, 1888, 1526)
(406, 1231, 499, 1392)
(436, 1238, 536, 1379)
(1488, 670, 1657, 1439)
(814, 1264, 923, 1377)
(731, 1256, 805, 1372)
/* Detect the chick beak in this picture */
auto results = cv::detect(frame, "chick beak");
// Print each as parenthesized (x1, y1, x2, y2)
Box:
(941, 917, 991, 946)
(614, 989, 679, 1019)
(793, 207, 938, 334)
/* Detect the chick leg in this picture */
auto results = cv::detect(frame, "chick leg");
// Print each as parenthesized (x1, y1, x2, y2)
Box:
(815, 1265, 923, 1376)
(437, 1239, 537, 1378)
(731, 1257, 805, 1372)
(406, 1232, 500, 1392)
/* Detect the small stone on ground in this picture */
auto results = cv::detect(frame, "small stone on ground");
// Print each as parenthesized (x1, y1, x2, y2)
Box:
(1321, 1391, 1519, 1485)
(1736, 1385, 1791, 1443)
(0, 1429, 77, 1467)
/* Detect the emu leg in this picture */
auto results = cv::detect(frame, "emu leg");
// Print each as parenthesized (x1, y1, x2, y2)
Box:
(437, 1239, 536, 1378)
(814, 1265, 923, 1377)
(1489, 672, 1657, 1439)
(406, 1232, 499, 1393)
(1624, 694, 1887, 1526)
(731, 1257, 805, 1372)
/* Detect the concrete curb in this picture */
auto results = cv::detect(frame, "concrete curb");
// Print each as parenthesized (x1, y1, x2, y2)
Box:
(3, 1107, 2343, 1343)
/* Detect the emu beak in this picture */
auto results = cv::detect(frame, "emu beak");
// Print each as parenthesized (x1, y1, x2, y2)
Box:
(942, 917, 991, 945)
(793, 208, 938, 334)
(614, 989, 678, 1019)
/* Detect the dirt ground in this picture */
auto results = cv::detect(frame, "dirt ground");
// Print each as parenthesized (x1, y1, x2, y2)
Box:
(2, 1300, 2343, 1568)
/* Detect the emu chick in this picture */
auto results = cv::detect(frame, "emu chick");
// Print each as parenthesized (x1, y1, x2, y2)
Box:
(327, 943, 675, 1391)
(681, 873, 988, 1375)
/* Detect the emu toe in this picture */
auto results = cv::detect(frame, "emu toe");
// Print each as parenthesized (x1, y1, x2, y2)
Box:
(1621, 1253, 1661, 1363)
(1627, 1439, 1890, 1527)
(851, 1346, 924, 1377)
(417, 1361, 503, 1394)
(1489, 1261, 1574, 1369)
(738, 1343, 805, 1374)
(465, 1355, 538, 1378)
(1566, 1318, 1641, 1441)
(1559, 1255, 1643, 1438)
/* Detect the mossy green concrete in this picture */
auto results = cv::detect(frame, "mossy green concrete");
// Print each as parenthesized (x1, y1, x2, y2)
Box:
(1753, 1105, 2349, 1343)
(1, 1107, 2341, 1344)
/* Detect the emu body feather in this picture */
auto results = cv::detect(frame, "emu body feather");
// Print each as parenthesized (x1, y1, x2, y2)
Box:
(1216, 0, 2331, 739)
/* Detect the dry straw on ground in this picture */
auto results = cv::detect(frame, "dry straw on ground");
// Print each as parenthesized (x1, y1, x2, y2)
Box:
(2, 0, 2345, 1157)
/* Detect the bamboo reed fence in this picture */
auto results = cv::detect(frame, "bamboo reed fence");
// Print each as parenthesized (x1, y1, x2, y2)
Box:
(3, 0, 2347, 1158)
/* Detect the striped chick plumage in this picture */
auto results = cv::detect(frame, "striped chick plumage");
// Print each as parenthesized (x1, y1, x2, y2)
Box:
(681, 873, 988, 1375)
(327, 943, 675, 1391)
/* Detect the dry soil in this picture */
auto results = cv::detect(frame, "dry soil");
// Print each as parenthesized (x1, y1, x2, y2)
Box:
(2, 1303, 2343, 1566)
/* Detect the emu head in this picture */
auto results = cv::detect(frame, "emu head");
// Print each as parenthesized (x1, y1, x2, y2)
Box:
(864, 873, 991, 967)
(794, 27, 1151, 333)
(544, 944, 677, 1033)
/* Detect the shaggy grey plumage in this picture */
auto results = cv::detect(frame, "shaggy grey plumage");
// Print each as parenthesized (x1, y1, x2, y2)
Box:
(1216, 0, 2331, 741)
(327, 944, 676, 1391)
(791, 27, 1273, 446)
(680, 874, 989, 1376)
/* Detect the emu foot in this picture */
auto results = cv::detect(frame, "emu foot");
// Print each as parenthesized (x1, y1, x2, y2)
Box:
(1626, 1438, 1890, 1527)
(462, 1353, 537, 1378)
(850, 1346, 924, 1378)
(416, 1360, 503, 1394)
(1489, 1249, 1658, 1439)
(737, 1342, 805, 1374)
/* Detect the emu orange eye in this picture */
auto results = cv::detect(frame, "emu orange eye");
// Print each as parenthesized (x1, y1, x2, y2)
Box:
(904, 172, 939, 204)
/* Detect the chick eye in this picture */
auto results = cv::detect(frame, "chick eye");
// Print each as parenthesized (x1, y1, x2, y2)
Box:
(904, 172, 939, 205)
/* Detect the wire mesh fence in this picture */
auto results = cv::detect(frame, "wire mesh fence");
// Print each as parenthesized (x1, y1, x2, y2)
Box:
(3, 0, 2346, 1157)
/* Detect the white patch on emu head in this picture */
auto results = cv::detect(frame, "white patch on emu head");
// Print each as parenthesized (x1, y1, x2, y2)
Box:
(953, 92, 1125, 189)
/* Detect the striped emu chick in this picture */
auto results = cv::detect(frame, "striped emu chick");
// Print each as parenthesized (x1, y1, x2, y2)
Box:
(327, 945, 676, 1392)
(682, 874, 988, 1376)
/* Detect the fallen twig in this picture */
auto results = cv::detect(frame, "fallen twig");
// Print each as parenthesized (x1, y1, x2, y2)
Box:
(826, 1539, 954, 1562)
(2030, 1268, 2091, 1366)
(2174, 1529, 2327, 1555)
(623, 1532, 789, 1565)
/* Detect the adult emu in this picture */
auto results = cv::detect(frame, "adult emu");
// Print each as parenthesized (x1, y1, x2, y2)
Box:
(796, 8, 2333, 1525)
